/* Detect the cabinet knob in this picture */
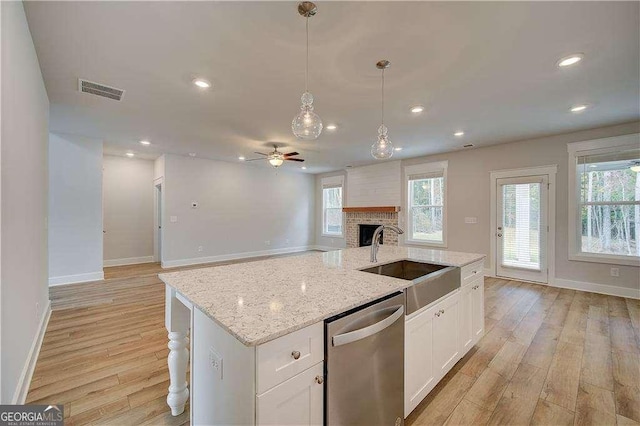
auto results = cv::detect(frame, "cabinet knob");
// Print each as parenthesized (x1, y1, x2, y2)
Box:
(291, 350, 301, 360)
(315, 375, 324, 384)
(472, 270, 478, 275)
(440, 309, 445, 314)
(435, 312, 441, 317)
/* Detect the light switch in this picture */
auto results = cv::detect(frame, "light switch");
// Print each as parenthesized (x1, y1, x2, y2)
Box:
(465, 217, 478, 224)
(170, 216, 178, 223)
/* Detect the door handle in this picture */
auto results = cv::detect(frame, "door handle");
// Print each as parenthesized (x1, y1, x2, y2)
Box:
(332, 305, 404, 347)
(497, 233, 502, 237)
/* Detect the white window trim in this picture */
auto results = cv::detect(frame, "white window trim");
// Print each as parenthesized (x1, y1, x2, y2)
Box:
(567, 133, 640, 267)
(404, 161, 448, 248)
(489, 165, 557, 285)
(321, 175, 345, 238)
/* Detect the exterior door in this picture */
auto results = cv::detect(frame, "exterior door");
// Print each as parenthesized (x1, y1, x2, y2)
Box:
(496, 175, 549, 283)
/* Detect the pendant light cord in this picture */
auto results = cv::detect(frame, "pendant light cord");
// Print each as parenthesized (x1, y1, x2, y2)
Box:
(381, 68, 385, 126)
(305, 17, 309, 93)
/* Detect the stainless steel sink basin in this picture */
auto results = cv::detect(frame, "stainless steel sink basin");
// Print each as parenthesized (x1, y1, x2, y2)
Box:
(360, 260, 461, 315)
(359, 260, 447, 280)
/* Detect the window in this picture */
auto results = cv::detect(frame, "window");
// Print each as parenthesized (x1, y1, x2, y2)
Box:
(568, 134, 640, 266)
(322, 176, 344, 237)
(405, 161, 447, 246)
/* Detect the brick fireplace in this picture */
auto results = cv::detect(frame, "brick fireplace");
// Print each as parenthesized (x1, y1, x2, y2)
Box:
(345, 210, 400, 248)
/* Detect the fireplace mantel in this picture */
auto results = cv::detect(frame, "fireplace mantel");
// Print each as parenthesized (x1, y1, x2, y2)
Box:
(342, 206, 401, 213)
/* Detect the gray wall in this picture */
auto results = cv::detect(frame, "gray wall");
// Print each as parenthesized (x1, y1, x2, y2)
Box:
(0, 1, 50, 402)
(48, 134, 103, 284)
(103, 155, 154, 264)
(316, 122, 640, 291)
(162, 154, 315, 266)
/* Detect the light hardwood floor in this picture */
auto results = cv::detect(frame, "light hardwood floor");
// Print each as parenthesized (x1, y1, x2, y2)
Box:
(29, 260, 640, 425)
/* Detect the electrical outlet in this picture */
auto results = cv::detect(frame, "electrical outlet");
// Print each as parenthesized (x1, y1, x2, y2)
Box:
(285, 238, 290, 244)
(198, 246, 203, 252)
(209, 348, 223, 380)
(170, 216, 178, 223)
(610, 267, 619, 277)
(464, 217, 478, 224)
(265, 240, 271, 246)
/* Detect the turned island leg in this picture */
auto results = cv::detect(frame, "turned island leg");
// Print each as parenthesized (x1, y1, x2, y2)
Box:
(166, 285, 191, 416)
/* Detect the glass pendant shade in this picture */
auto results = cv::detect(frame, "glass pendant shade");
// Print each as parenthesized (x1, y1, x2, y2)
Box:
(292, 92, 323, 140)
(371, 124, 394, 159)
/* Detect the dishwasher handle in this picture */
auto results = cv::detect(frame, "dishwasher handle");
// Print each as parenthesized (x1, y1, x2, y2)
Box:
(332, 305, 404, 347)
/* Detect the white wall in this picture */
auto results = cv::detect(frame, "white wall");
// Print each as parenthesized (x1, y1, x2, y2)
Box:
(103, 155, 154, 266)
(161, 154, 315, 267)
(0, 1, 50, 403)
(48, 133, 103, 285)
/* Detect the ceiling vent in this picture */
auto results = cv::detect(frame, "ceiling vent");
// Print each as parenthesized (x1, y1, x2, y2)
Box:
(78, 79, 125, 101)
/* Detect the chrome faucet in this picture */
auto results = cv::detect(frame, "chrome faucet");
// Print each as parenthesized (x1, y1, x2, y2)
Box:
(370, 225, 404, 263)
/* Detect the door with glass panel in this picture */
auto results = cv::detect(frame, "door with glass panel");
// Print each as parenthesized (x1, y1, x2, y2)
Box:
(496, 176, 548, 283)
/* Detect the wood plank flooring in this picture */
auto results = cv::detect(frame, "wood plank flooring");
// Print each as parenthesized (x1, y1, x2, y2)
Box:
(30, 262, 640, 425)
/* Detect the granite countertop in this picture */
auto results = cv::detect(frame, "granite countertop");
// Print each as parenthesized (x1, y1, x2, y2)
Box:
(159, 246, 485, 347)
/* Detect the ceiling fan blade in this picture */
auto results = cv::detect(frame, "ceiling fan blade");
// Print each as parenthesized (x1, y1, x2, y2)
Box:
(283, 152, 300, 157)
(286, 158, 305, 162)
(245, 158, 267, 162)
(253, 152, 268, 156)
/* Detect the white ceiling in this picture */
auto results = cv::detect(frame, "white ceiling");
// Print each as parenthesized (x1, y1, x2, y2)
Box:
(25, 1, 640, 173)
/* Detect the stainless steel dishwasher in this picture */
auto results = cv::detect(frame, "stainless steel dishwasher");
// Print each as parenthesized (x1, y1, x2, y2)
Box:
(325, 292, 405, 426)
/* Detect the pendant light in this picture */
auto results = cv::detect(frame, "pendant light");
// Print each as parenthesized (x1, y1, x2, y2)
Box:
(371, 60, 394, 159)
(292, 2, 323, 140)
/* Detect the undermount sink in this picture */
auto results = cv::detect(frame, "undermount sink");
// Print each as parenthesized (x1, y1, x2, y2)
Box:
(359, 260, 448, 281)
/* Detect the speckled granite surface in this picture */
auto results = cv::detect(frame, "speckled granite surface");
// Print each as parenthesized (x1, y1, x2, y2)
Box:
(159, 246, 485, 346)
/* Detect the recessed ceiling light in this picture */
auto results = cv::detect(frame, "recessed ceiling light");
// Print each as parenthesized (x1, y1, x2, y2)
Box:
(125, 152, 135, 157)
(238, 156, 246, 161)
(301, 166, 307, 170)
(326, 124, 337, 130)
(557, 54, 584, 67)
(193, 78, 211, 89)
(394, 147, 403, 151)
(454, 131, 465, 137)
(570, 104, 588, 113)
(410, 106, 424, 114)
(139, 140, 151, 146)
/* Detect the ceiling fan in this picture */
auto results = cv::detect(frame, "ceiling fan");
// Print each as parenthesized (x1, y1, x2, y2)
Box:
(246, 145, 305, 168)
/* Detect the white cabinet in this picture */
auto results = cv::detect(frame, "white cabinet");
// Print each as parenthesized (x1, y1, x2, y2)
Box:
(460, 284, 474, 353)
(471, 280, 485, 344)
(405, 304, 437, 417)
(257, 362, 324, 426)
(433, 291, 461, 377)
(404, 291, 461, 417)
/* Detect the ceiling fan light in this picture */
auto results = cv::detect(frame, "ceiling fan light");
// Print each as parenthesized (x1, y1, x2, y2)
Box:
(269, 157, 284, 167)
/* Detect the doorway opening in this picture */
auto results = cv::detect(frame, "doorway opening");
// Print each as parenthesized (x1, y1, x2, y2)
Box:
(154, 180, 163, 264)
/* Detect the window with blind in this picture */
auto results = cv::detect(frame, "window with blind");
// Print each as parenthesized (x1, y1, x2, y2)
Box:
(406, 162, 447, 245)
(576, 148, 639, 258)
(322, 180, 343, 236)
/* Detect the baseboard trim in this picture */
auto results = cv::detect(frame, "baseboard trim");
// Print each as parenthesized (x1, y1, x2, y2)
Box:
(554, 278, 640, 299)
(103, 256, 155, 267)
(161, 246, 316, 268)
(49, 271, 104, 286)
(12, 301, 51, 404)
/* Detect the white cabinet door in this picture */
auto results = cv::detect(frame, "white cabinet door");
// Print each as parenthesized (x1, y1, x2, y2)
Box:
(459, 284, 474, 353)
(433, 291, 461, 378)
(404, 304, 437, 418)
(471, 280, 485, 345)
(257, 362, 323, 426)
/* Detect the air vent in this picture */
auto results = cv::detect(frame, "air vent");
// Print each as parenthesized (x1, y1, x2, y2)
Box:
(78, 79, 125, 101)
(463, 144, 474, 148)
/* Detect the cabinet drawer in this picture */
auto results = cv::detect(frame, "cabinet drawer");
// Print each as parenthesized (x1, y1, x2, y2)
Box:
(461, 260, 484, 287)
(257, 322, 324, 394)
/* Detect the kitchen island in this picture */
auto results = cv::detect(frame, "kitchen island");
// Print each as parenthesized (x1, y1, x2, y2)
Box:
(160, 246, 485, 424)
